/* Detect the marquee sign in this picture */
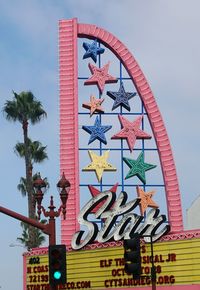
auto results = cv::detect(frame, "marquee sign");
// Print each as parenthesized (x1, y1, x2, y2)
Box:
(24, 237, 200, 289)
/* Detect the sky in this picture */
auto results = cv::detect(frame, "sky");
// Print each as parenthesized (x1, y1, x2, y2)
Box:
(0, 0, 200, 289)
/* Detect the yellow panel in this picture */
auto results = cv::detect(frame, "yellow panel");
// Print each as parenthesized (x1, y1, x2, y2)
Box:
(25, 238, 200, 289)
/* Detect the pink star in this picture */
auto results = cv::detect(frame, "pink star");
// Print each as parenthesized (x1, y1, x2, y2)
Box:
(84, 62, 118, 94)
(111, 115, 152, 152)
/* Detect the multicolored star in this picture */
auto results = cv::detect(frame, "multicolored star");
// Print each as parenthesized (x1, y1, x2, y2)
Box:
(82, 150, 117, 182)
(107, 81, 136, 111)
(88, 183, 118, 213)
(111, 115, 152, 152)
(82, 95, 105, 116)
(82, 116, 112, 145)
(123, 152, 156, 184)
(84, 62, 118, 94)
(136, 186, 158, 215)
(83, 39, 105, 63)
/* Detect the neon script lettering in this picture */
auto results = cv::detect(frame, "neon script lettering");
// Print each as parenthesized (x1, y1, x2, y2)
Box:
(71, 191, 170, 250)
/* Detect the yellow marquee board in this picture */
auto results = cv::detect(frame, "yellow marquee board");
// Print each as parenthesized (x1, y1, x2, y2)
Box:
(25, 238, 200, 289)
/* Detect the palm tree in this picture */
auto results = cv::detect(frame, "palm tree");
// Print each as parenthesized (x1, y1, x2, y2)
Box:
(17, 173, 49, 198)
(3, 91, 47, 216)
(17, 221, 46, 250)
(15, 138, 48, 215)
(15, 138, 48, 177)
(17, 173, 49, 250)
(3, 91, 47, 248)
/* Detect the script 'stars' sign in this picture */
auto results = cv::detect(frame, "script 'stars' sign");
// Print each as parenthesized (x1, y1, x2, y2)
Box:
(71, 190, 170, 250)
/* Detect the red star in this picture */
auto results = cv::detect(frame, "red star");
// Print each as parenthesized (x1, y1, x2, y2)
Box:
(84, 62, 118, 93)
(82, 95, 105, 116)
(111, 115, 152, 152)
(88, 183, 118, 213)
(136, 186, 158, 215)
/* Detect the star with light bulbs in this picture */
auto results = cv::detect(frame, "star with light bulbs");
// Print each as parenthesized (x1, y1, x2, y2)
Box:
(82, 150, 116, 182)
(111, 115, 151, 152)
(82, 116, 112, 145)
(82, 95, 105, 116)
(83, 39, 105, 63)
(136, 186, 158, 215)
(123, 152, 156, 184)
(107, 81, 136, 111)
(84, 62, 118, 93)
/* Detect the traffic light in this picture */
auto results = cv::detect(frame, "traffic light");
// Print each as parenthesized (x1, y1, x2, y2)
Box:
(124, 233, 141, 280)
(48, 245, 66, 285)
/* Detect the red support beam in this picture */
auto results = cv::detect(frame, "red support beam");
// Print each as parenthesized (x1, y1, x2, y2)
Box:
(0, 205, 50, 236)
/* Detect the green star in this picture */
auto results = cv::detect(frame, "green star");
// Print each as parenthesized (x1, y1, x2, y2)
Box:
(123, 152, 156, 184)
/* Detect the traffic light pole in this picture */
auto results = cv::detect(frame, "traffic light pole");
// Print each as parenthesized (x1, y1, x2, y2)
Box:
(150, 235, 156, 290)
(0, 204, 61, 290)
(0, 205, 57, 290)
(0, 172, 70, 290)
(0, 203, 57, 247)
(0, 205, 48, 234)
(141, 235, 157, 290)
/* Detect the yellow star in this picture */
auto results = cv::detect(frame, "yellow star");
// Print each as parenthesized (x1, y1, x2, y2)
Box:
(82, 150, 116, 182)
(136, 186, 158, 215)
(82, 95, 105, 116)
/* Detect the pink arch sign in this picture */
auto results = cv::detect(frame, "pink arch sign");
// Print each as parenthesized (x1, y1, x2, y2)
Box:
(59, 18, 183, 246)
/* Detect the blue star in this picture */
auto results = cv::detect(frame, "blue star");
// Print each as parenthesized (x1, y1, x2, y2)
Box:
(82, 116, 112, 145)
(83, 39, 105, 63)
(107, 81, 136, 111)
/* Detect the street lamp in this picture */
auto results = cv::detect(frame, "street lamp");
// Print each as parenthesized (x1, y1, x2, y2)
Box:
(0, 173, 70, 290)
(56, 172, 71, 219)
(33, 172, 70, 245)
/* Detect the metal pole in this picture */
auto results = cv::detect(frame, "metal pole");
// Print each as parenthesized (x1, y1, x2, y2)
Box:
(48, 217, 56, 246)
(49, 218, 57, 290)
(0, 206, 47, 232)
(150, 235, 156, 290)
(0, 205, 57, 290)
